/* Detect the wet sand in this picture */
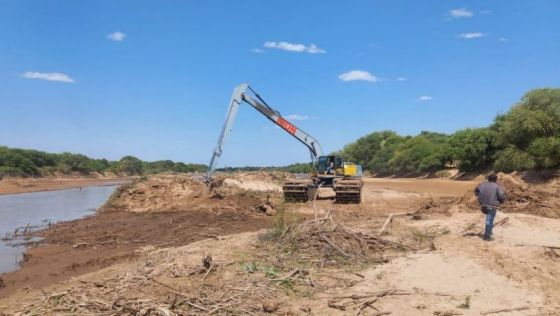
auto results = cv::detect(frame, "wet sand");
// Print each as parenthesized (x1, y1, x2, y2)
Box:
(0, 178, 130, 195)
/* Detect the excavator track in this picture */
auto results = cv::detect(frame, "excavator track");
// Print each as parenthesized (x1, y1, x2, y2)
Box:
(283, 178, 317, 202)
(334, 178, 363, 203)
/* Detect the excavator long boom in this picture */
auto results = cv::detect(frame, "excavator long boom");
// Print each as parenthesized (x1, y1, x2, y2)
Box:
(205, 83, 323, 182)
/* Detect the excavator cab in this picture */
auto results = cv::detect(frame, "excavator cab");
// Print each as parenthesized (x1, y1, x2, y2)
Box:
(316, 156, 343, 175)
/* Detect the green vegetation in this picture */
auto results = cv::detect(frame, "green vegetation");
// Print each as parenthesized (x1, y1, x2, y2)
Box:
(0, 147, 207, 178)
(340, 88, 560, 175)
(217, 162, 313, 174)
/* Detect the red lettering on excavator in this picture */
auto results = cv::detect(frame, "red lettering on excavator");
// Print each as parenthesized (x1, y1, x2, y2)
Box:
(276, 117, 297, 135)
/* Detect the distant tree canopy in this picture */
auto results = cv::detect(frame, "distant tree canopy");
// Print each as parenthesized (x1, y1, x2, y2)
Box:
(217, 162, 314, 174)
(0, 147, 208, 178)
(340, 88, 560, 175)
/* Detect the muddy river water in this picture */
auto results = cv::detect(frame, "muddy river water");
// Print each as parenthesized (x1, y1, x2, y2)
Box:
(0, 185, 118, 274)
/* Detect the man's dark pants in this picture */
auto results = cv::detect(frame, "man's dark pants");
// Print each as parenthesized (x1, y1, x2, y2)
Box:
(482, 206, 497, 239)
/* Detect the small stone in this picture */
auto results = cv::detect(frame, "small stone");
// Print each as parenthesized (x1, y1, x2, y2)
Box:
(263, 301, 279, 313)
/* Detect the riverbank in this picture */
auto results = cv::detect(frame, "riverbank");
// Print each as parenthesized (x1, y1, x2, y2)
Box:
(0, 177, 131, 195)
(1, 172, 559, 315)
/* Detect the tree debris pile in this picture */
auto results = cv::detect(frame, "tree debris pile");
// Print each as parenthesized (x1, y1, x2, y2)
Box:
(7, 252, 283, 315)
(264, 210, 412, 269)
(8, 270, 278, 315)
(413, 173, 560, 219)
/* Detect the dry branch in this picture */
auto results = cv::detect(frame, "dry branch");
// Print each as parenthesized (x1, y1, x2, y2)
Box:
(320, 234, 351, 257)
(480, 306, 530, 315)
(378, 214, 394, 235)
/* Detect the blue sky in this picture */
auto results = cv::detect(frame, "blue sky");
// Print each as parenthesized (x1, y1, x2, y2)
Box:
(1, 1, 559, 167)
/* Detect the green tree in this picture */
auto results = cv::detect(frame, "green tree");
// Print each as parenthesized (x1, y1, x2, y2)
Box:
(342, 131, 401, 168)
(389, 134, 447, 174)
(57, 152, 91, 174)
(366, 134, 405, 175)
(0, 152, 38, 175)
(145, 160, 175, 174)
(117, 156, 144, 175)
(527, 137, 560, 168)
(85, 159, 110, 173)
(494, 146, 536, 172)
(448, 128, 496, 172)
(494, 89, 560, 149)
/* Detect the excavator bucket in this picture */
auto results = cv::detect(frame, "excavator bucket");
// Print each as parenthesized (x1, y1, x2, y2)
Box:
(283, 178, 317, 202)
(334, 179, 363, 203)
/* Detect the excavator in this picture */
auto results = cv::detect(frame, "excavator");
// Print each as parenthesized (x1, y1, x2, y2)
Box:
(205, 83, 363, 203)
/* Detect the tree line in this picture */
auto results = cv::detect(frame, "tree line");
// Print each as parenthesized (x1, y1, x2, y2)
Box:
(338, 88, 560, 175)
(0, 147, 207, 178)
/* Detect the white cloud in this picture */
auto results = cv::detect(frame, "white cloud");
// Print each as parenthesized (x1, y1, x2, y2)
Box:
(285, 114, 309, 121)
(306, 44, 325, 54)
(457, 32, 486, 39)
(263, 41, 325, 54)
(21, 71, 75, 83)
(498, 37, 509, 42)
(480, 10, 492, 14)
(417, 96, 433, 101)
(450, 8, 473, 18)
(250, 48, 264, 53)
(396, 77, 407, 81)
(107, 31, 126, 42)
(338, 70, 378, 82)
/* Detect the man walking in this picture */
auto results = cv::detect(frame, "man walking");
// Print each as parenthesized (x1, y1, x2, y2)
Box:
(474, 173, 506, 241)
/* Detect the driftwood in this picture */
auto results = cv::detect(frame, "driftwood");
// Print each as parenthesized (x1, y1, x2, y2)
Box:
(271, 269, 307, 282)
(378, 214, 394, 235)
(493, 217, 510, 227)
(480, 306, 530, 315)
(320, 234, 351, 257)
(328, 289, 407, 314)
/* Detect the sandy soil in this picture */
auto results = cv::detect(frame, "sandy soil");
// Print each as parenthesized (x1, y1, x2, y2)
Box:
(1, 172, 559, 315)
(0, 177, 130, 195)
(364, 177, 480, 197)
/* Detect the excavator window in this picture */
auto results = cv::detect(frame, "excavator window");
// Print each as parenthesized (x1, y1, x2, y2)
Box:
(317, 156, 343, 174)
(334, 157, 343, 168)
(316, 156, 329, 174)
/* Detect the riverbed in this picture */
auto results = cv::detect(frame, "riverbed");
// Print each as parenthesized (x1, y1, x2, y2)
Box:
(0, 185, 118, 274)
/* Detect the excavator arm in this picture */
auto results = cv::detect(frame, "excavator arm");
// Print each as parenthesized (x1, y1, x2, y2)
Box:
(205, 83, 323, 182)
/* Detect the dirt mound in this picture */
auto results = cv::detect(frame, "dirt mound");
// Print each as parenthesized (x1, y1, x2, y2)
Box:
(416, 173, 560, 219)
(103, 174, 281, 214)
(232, 171, 286, 183)
(221, 171, 284, 192)
(222, 178, 281, 192)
